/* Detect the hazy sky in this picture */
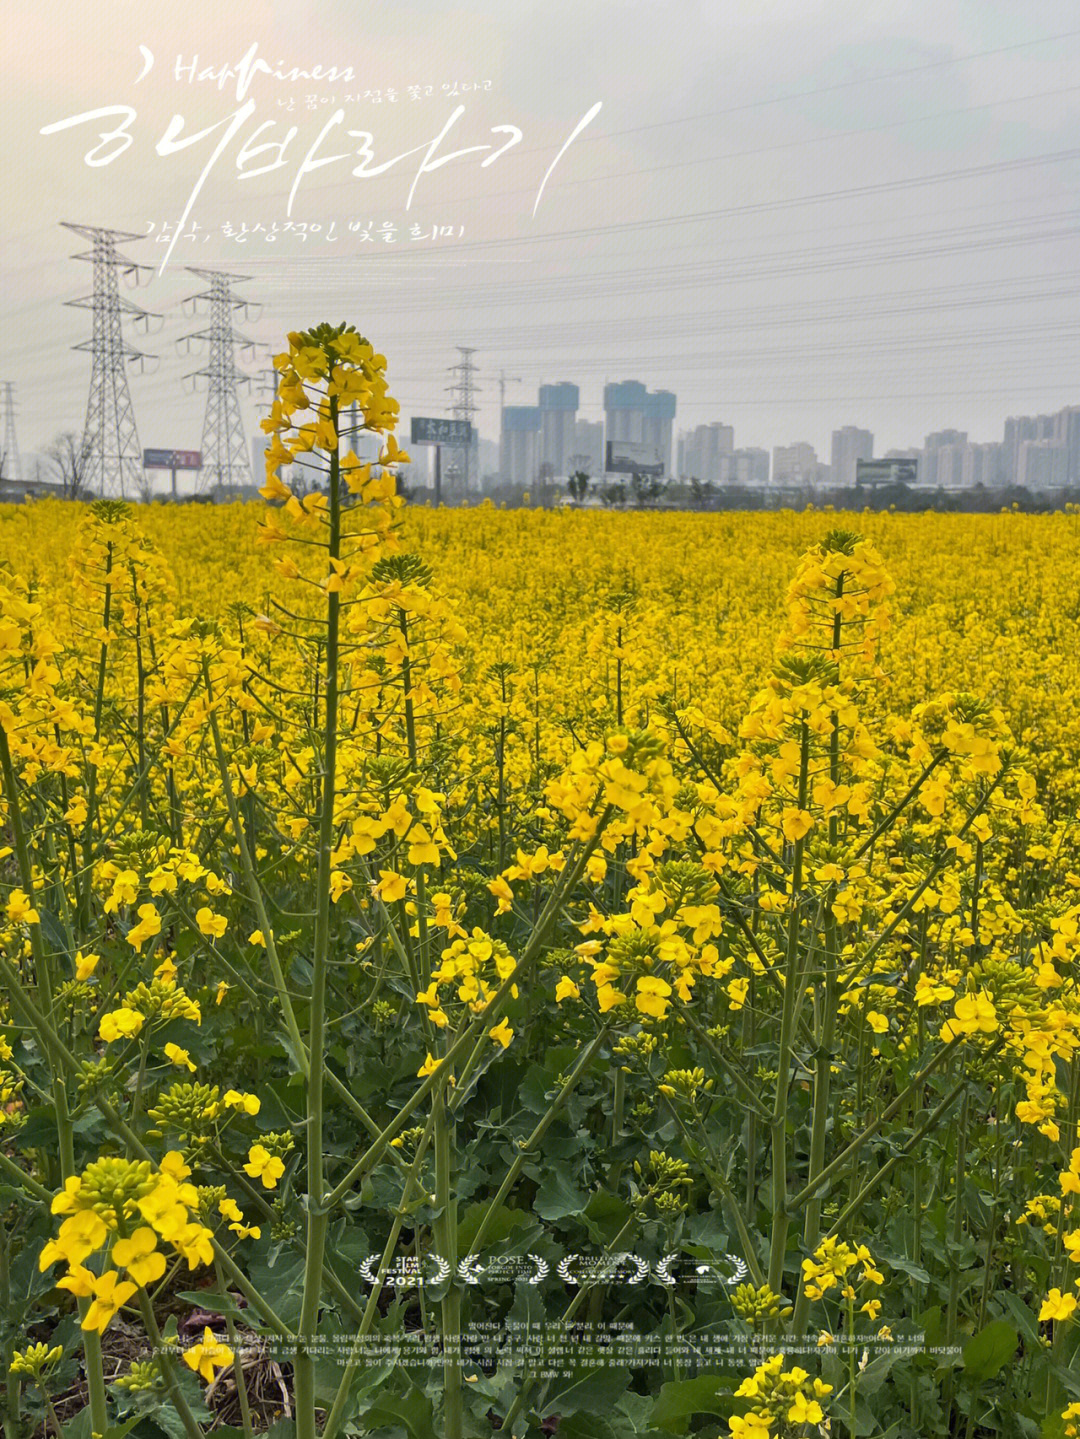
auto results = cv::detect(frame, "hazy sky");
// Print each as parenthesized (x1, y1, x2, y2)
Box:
(3, 0, 1080, 478)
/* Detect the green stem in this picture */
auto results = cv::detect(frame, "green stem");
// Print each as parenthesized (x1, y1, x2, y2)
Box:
(215, 1259, 255, 1439)
(791, 918, 838, 1337)
(433, 1083, 463, 1439)
(767, 721, 809, 1294)
(321, 1124, 435, 1439)
(294, 393, 341, 1439)
(135, 1288, 205, 1439)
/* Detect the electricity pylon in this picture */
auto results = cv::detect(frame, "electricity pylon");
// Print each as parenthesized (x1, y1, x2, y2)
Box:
(179, 269, 259, 494)
(446, 347, 480, 493)
(0, 382, 20, 483)
(61, 222, 158, 499)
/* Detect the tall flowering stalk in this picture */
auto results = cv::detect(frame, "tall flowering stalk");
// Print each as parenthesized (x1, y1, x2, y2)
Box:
(254, 324, 406, 1439)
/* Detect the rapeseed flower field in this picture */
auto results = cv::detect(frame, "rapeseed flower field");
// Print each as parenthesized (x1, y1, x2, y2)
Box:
(1, 327, 1078, 1439)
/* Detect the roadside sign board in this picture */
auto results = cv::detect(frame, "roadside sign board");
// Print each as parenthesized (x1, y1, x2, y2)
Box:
(605, 439, 665, 475)
(856, 459, 918, 485)
(144, 449, 202, 470)
(411, 418, 472, 446)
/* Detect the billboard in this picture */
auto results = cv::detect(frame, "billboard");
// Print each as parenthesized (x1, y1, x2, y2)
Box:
(411, 417, 473, 446)
(144, 449, 202, 470)
(855, 458, 918, 486)
(604, 439, 665, 475)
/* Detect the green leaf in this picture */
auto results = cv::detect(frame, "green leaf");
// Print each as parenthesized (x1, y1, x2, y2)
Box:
(456, 1200, 536, 1253)
(998, 1289, 1042, 1348)
(355, 1389, 438, 1439)
(264, 1422, 298, 1439)
(614, 1391, 684, 1436)
(962, 1319, 1018, 1382)
(1043, 1408, 1071, 1439)
(556, 1415, 621, 1439)
(882, 1254, 931, 1286)
(99, 1417, 147, 1439)
(532, 1165, 588, 1221)
(648, 1374, 735, 1432)
(519, 1064, 560, 1113)
(175, 1290, 247, 1323)
(537, 1364, 630, 1418)
(61, 1409, 93, 1439)
(18, 1104, 59, 1150)
(857, 1345, 906, 1398)
(918, 1304, 945, 1349)
(39, 908, 68, 958)
(581, 1189, 632, 1245)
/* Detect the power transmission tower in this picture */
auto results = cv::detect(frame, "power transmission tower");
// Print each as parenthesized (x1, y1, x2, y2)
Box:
(0, 382, 20, 483)
(60, 222, 158, 499)
(180, 269, 259, 495)
(446, 347, 480, 493)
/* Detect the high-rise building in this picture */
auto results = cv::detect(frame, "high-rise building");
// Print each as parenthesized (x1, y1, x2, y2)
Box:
(684, 422, 734, 483)
(500, 406, 540, 488)
(642, 391, 677, 473)
(1053, 405, 1080, 486)
(959, 442, 1003, 489)
(935, 444, 967, 488)
(731, 448, 770, 485)
(1003, 414, 1056, 484)
(603, 381, 648, 444)
(830, 427, 873, 487)
(538, 383, 579, 478)
(1018, 439, 1067, 489)
(772, 442, 817, 484)
(603, 381, 677, 473)
(920, 431, 968, 488)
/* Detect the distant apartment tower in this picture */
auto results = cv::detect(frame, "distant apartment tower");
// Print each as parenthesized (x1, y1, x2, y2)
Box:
(920, 431, 967, 488)
(1054, 405, 1080, 485)
(572, 419, 604, 477)
(685, 422, 734, 483)
(772, 441, 817, 485)
(960, 442, 1003, 489)
(643, 391, 677, 473)
(1018, 439, 1067, 489)
(1003, 414, 1056, 484)
(500, 406, 541, 488)
(604, 381, 647, 444)
(729, 448, 770, 485)
(830, 427, 873, 487)
(603, 380, 677, 473)
(538, 383, 579, 478)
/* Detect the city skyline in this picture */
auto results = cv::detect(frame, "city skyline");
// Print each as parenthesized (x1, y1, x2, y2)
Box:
(4, 2, 1080, 484)
(8, 354, 1080, 495)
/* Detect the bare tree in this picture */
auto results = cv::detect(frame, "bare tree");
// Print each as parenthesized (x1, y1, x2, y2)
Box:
(47, 430, 95, 500)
